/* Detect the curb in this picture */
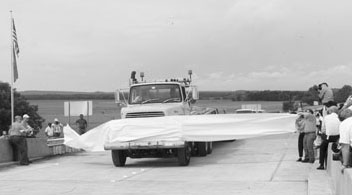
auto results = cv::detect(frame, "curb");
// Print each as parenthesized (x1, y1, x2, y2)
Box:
(308, 162, 335, 195)
(0, 156, 47, 169)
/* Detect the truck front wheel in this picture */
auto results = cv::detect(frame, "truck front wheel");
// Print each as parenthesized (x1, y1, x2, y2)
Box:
(178, 144, 191, 166)
(111, 150, 127, 167)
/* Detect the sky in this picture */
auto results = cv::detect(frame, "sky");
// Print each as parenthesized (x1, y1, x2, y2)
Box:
(0, 0, 352, 92)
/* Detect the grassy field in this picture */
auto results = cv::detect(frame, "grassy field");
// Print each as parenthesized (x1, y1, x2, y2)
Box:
(29, 99, 120, 131)
(28, 99, 283, 134)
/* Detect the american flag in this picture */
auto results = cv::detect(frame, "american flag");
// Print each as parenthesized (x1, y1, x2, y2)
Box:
(12, 18, 19, 82)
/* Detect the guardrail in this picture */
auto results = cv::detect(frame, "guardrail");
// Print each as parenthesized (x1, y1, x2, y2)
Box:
(0, 136, 80, 163)
(47, 138, 81, 155)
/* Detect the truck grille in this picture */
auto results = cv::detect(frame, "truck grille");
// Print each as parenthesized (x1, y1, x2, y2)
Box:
(126, 112, 165, 118)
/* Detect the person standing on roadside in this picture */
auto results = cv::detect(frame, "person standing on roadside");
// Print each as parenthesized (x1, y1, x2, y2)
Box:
(300, 109, 317, 163)
(8, 115, 31, 165)
(76, 114, 88, 135)
(295, 114, 305, 162)
(317, 106, 340, 170)
(337, 97, 352, 173)
(52, 118, 63, 138)
(45, 122, 54, 138)
(22, 114, 34, 137)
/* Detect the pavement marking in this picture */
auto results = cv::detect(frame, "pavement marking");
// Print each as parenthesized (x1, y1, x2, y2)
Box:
(116, 168, 154, 182)
(270, 133, 293, 181)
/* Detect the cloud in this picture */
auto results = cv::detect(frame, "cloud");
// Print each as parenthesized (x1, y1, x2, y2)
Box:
(208, 72, 224, 79)
(194, 64, 352, 91)
(248, 71, 287, 79)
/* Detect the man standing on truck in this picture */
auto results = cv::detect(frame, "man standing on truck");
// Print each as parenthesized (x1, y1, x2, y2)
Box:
(76, 114, 88, 135)
(318, 83, 335, 107)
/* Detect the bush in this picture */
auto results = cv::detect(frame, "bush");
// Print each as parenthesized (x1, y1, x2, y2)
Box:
(283, 101, 294, 112)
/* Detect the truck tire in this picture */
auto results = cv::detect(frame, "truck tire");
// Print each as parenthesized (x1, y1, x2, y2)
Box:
(111, 150, 127, 167)
(197, 142, 207, 157)
(178, 144, 191, 166)
(207, 142, 213, 154)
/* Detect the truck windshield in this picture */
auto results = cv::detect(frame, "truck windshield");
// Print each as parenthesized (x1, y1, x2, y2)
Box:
(129, 84, 182, 104)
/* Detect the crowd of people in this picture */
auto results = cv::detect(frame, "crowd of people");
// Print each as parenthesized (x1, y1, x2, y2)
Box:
(295, 82, 352, 173)
(44, 114, 88, 138)
(8, 114, 34, 165)
(8, 114, 88, 166)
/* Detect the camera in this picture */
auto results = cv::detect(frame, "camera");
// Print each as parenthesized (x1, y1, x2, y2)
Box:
(331, 142, 343, 162)
(332, 151, 342, 161)
(317, 85, 322, 91)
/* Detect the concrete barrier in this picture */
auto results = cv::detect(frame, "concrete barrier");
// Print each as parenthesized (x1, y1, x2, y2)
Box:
(0, 136, 80, 163)
(326, 144, 352, 195)
(0, 137, 14, 163)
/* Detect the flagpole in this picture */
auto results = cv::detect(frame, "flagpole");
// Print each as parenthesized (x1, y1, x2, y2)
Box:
(10, 11, 14, 124)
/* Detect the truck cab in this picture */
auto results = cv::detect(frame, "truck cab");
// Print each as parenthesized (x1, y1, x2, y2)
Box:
(122, 82, 191, 118)
(104, 71, 212, 166)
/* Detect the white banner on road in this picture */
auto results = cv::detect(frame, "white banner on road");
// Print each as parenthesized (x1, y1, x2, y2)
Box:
(64, 113, 297, 152)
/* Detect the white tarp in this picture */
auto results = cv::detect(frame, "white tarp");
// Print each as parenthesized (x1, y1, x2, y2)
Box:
(64, 113, 297, 152)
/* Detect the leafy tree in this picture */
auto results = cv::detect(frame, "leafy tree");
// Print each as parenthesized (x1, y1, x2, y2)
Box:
(335, 85, 352, 103)
(282, 101, 294, 112)
(301, 85, 319, 105)
(0, 82, 45, 135)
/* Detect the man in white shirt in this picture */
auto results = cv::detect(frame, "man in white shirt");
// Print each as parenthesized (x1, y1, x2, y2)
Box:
(317, 106, 340, 170)
(44, 123, 54, 138)
(338, 108, 352, 173)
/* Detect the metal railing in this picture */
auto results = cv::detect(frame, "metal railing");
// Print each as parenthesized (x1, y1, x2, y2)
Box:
(47, 138, 81, 155)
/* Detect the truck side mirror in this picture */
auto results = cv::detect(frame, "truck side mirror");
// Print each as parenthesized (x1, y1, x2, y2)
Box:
(115, 89, 127, 106)
(192, 86, 199, 100)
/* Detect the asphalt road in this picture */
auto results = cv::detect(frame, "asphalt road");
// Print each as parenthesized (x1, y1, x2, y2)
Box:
(0, 133, 311, 195)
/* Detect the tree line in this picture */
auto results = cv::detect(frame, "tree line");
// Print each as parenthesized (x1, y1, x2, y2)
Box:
(21, 85, 352, 104)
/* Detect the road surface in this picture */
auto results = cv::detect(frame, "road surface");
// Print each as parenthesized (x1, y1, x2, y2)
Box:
(0, 133, 312, 195)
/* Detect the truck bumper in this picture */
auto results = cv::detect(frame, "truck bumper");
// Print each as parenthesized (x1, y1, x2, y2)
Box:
(104, 141, 186, 150)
